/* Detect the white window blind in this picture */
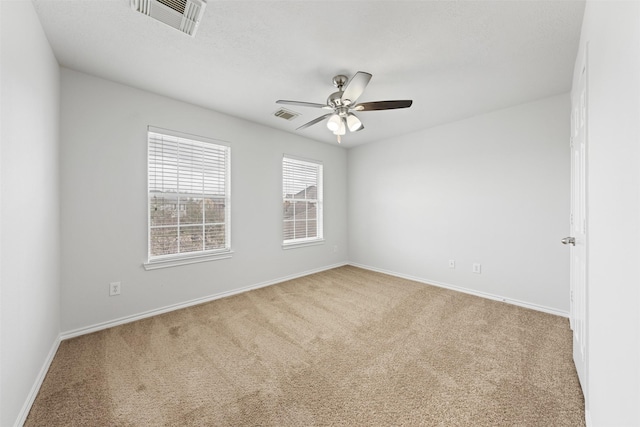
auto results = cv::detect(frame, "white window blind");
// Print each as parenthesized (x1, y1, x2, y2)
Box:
(283, 156, 323, 245)
(147, 127, 230, 263)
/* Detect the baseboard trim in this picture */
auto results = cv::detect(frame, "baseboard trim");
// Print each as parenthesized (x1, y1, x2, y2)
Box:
(19, 261, 571, 426)
(14, 335, 61, 427)
(349, 262, 569, 318)
(60, 262, 349, 340)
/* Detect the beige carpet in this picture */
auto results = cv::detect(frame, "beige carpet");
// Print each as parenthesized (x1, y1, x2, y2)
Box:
(26, 266, 584, 426)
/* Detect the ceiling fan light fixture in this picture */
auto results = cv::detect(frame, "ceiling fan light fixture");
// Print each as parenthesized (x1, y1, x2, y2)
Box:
(327, 114, 342, 132)
(332, 119, 346, 136)
(346, 113, 362, 132)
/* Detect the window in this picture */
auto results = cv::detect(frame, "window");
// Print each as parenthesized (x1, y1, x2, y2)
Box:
(282, 156, 323, 247)
(145, 127, 230, 268)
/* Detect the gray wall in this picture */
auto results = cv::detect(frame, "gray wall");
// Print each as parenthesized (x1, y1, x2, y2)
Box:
(59, 69, 348, 333)
(348, 94, 571, 314)
(1, 2, 61, 425)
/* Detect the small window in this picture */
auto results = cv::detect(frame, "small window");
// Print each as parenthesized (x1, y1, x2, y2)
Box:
(282, 156, 323, 247)
(146, 127, 230, 268)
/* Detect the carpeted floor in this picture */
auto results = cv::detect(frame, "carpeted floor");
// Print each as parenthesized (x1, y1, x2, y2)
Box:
(26, 266, 585, 426)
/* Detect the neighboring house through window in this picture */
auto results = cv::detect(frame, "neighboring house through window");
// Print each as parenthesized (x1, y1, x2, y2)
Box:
(282, 156, 323, 247)
(145, 126, 231, 269)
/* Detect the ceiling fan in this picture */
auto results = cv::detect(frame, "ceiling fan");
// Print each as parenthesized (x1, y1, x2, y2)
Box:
(276, 71, 413, 143)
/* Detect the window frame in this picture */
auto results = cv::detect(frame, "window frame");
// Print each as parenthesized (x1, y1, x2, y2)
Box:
(144, 126, 232, 270)
(282, 155, 324, 249)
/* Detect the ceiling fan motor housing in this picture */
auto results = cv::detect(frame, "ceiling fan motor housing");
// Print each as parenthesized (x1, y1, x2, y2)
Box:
(328, 91, 346, 108)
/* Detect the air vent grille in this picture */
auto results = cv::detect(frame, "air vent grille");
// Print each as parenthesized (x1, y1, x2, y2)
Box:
(130, 0, 206, 37)
(274, 108, 300, 121)
(157, 0, 186, 14)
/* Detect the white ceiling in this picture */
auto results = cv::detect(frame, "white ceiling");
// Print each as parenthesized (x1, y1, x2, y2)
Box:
(32, 0, 585, 148)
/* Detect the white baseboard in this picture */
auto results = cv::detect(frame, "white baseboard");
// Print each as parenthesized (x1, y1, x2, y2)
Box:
(349, 262, 569, 318)
(14, 336, 61, 427)
(16, 262, 347, 426)
(60, 262, 348, 340)
(22, 261, 568, 426)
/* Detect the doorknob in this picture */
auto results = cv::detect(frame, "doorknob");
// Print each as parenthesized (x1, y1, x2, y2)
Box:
(561, 237, 575, 246)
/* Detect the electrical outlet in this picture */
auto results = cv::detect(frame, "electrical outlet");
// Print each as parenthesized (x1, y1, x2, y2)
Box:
(109, 281, 121, 296)
(448, 259, 455, 269)
(472, 263, 481, 274)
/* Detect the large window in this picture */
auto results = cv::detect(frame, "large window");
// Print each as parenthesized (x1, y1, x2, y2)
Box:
(146, 127, 230, 268)
(282, 156, 323, 246)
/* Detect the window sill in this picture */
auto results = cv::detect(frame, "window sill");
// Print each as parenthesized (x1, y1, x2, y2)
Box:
(282, 239, 325, 250)
(143, 251, 233, 270)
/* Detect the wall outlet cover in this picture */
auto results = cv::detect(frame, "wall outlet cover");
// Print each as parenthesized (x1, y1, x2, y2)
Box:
(110, 281, 121, 296)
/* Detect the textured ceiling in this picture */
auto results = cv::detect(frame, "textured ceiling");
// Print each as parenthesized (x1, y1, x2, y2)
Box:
(32, 0, 585, 148)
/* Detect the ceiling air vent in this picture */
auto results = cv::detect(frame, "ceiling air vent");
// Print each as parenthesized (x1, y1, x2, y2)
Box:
(274, 108, 300, 121)
(130, 0, 206, 37)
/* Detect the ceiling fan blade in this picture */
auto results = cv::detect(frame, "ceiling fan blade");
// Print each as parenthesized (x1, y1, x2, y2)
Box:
(296, 113, 333, 130)
(276, 100, 331, 109)
(353, 100, 413, 111)
(341, 71, 372, 105)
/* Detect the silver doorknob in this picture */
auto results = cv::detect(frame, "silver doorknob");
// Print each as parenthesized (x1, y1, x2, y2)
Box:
(561, 237, 575, 246)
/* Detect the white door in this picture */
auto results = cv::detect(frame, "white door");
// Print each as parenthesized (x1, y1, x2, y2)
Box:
(567, 52, 588, 395)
